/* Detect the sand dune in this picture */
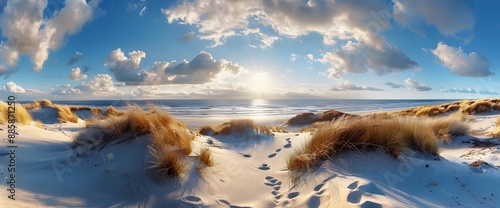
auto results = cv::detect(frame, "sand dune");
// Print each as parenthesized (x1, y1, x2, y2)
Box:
(1, 99, 500, 207)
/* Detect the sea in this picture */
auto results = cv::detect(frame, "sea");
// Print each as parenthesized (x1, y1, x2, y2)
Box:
(22, 99, 458, 130)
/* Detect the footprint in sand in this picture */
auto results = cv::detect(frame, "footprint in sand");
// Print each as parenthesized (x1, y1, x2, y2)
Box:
(268, 153, 277, 158)
(241, 153, 252, 158)
(283, 143, 292, 148)
(276, 148, 281, 152)
(181, 195, 203, 206)
(259, 164, 270, 170)
(347, 191, 362, 204)
(288, 192, 300, 199)
(216, 199, 252, 208)
(361, 201, 383, 208)
(265, 176, 284, 203)
(347, 181, 359, 189)
(314, 183, 325, 192)
(207, 139, 214, 145)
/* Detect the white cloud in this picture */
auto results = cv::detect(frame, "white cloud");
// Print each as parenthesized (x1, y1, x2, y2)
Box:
(440, 87, 497, 95)
(69, 67, 88, 80)
(1, 81, 43, 95)
(163, 0, 390, 48)
(330, 80, 384, 91)
(431, 42, 494, 77)
(393, 0, 474, 36)
(319, 41, 420, 79)
(306, 54, 314, 61)
(105, 49, 245, 85)
(63, 84, 71, 88)
(2, 81, 25, 93)
(67, 51, 83, 65)
(75, 74, 118, 94)
(50, 87, 83, 95)
(384, 81, 405, 88)
(0, 0, 99, 71)
(290, 53, 298, 62)
(404, 78, 431, 91)
(139, 7, 147, 16)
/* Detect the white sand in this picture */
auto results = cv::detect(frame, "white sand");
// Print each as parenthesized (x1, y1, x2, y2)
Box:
(1, 108, 500, 207)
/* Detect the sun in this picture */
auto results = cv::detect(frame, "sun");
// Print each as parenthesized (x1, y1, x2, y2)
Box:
(249, 72, 271, 94)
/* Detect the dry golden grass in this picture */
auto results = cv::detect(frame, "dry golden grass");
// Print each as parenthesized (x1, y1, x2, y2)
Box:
(23, 99, 54, 110)
(69, 106, 92, 111)
(288, 116, 468, 172)
(199, 119, 288, 137)
(462, 100, 492, 115)
(103, 106, 124, 116)
(91, 107, 102, 115)
(198, 148, 214, 167)
(286, 110, 358, 126)
(415, 106, 445, 117)
(35, 120, 43, 128)
(54, 105, 79, 123)
(0, 102, 33, 125)
(74, 104, 195, 179)
(148, 145, 186, 179)
(493, 117, 500, 137)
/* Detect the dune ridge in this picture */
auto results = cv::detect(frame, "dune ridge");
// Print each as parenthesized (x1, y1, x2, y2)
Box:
(288, 116, 469, 173)
(199, 119, 288, 138)
(74, 104, 197, 178)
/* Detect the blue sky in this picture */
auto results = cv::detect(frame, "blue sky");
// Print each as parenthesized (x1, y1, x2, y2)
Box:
(0, 0, 499, 101)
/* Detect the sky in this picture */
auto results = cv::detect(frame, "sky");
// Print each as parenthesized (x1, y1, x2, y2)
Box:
(0, 0, 499, 101)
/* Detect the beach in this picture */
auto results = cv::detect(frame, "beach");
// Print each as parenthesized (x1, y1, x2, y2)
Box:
(1, 99, 500, 207)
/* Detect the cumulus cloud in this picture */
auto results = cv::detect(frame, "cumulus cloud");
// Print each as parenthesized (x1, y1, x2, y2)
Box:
(2, 81, 25, 93)
(74, 74, 118, 94)
(393, 0, 474, 36)
(306, 54, 314, 61)
(319, 41, 420, 79)
(1, 81, 43, 95)
(69, 67, 88, 80)
(384, 81, 405, 88)
(330, 80, 384, 91)
(440, 87, 498, 95)
(431, 42, 494, 77)
(404, 78, 431, 91)
(50, 87, 83, 95)
(182, 31, 196, 41)
(240, 27, 278, 48)
(67, 51, 83, 65)
(290, 53, 298, 62)
(163, 0, 390, 48)
(0, 0, 99, 71)
(105, 49, 245, 85)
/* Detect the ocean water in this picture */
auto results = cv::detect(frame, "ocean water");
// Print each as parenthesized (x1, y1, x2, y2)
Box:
(25, 99, 458, 130)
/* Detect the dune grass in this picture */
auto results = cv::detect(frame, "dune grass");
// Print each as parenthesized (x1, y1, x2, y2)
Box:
(288, 116, 468, 172)
(493, 117, 500, 137)
(462, 100, 493, 115)
(54, 105, 80, 123)
(148, 144, 186, 179)
(198, 148, 214, 167)
(23, 99, 54, 110)
(0, 101, 33, 125)
(286, 110, 358, 126)
(103, 106, 124, 117)
(74, 104, 195, 179)
(91, 107, 102, 115)
(199, 119, 288, 137)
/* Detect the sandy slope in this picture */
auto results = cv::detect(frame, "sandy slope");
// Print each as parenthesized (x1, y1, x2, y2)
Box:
(1, 110, 500, 207)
